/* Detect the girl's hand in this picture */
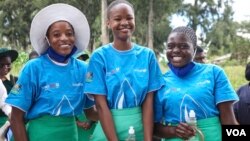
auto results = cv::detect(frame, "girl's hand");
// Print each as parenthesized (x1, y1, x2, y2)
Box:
(175, 122, 196, 140)
(76, 120, 93, 130)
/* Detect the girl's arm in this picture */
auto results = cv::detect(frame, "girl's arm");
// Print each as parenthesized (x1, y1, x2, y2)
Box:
(84, 105, 98, 121)
(10, 107, 28, 141)
(218, 101, 239, 125)
(94, 95, 118, 141)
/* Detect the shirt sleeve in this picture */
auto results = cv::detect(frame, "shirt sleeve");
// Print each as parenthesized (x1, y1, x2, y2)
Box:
(147, 50, 164, 93)
(5, 65, 34, 112)
(83, 94, 95, 109)
(213, 66, 239, 105)
(84, 52, 107, 95)
(154, 90, 164, 123)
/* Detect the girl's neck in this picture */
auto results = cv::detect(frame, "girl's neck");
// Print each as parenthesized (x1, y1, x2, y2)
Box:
(112, 40, 132, 51)
(0, 75, 7, 81)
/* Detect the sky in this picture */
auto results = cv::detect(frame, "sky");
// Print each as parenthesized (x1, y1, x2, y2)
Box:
(170, 0, 250, 28)
(232, 0, 250, 22)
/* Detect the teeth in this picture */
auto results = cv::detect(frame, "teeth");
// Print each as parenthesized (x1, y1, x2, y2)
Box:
(121, 28, 129, 31)
(60, 45, 70, 48)
(173, 56, 182, 61)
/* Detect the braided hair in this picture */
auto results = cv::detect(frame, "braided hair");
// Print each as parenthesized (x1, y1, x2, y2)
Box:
(106, 0, 134, 19)
(171, 26, 197, 49)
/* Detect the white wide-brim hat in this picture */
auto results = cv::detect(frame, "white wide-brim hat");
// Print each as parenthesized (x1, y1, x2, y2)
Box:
(30, 3, 90, 55)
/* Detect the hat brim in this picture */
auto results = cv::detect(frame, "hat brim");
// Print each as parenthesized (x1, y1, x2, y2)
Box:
(30, 3, 90, 55)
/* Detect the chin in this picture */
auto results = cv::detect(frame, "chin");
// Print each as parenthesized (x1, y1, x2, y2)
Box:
(171, 62, 185, 68)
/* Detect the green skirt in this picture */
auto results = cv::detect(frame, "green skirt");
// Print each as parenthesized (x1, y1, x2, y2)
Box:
(0, 116, 8, 127)
(77, 114, 96, 141)
(163, 117, 221, 141)
(26, 115, 78, 141)
(90, 107, 144, 141)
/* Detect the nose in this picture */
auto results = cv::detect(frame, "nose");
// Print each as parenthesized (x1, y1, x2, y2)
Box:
(60, 34, 68, 41)
(121, 19, 128, 25)
(172, 46, 181, 52)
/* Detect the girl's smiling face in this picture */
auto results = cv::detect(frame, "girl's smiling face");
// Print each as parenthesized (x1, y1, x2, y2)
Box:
(107, 3, 135, 41)
(166, 32, 195, 67)
(47, 21, 75, 56)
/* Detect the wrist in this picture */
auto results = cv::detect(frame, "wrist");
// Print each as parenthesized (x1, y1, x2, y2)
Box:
(171, 126, 178, 137)
(87, 120, 96, 126)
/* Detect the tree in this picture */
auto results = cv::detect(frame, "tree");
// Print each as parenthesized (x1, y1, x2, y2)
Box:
(0, 0, 36, 50)
(230, 21, 250, 64)
(101, 0, 109, 45)
(132, 0, 182, 54)
(147, 0, 154, 49)
(205, 0, 237, 56)
(179, 0, 223, 42)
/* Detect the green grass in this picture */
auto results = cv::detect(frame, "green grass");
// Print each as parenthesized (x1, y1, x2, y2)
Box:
(223, 65, 247, 90)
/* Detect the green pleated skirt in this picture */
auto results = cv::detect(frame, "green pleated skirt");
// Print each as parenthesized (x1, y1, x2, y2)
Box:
(26, 115, 78, 141)
(0, 116, 8, 127)
(90, 107, 144, 141)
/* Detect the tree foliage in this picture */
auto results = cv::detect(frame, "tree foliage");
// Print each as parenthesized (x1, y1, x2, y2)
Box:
(0, 0, 36, 50)
(179, 0, 224, 42)
(0, 0, 249, 62)
(205, 1, 237, 55)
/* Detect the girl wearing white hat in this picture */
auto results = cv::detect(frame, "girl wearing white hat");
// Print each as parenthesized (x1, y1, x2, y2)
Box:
(5, 3, 97, 141)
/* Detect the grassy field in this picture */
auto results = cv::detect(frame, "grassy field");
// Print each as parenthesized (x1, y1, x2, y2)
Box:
(159, 63, 247, 90)
(223, 65, 247, 90)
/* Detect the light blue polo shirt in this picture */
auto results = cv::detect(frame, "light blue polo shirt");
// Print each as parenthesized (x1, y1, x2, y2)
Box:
(84, 43, 164, 109)
(154, 63, 239, 124)
(6, 55, 94, 120)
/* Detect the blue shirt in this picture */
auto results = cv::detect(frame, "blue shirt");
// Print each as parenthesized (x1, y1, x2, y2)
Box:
(6, 55, 94, 120)
(84, 43, 164, 109)
(154, 63, 239, 124)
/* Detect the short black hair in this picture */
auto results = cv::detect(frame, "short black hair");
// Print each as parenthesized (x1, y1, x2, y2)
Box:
(29, 50, 39, 60)
(245, 63, 250, 81)
(196, 46, 204, 53)
(171, 26, 197, 49)
(107, 0, 134, 19)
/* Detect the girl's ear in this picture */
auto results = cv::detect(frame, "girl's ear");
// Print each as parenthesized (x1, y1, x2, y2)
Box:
(192, 47, 197, 61)
(45, 37, 51, 46)
(106, 20, 110, 29)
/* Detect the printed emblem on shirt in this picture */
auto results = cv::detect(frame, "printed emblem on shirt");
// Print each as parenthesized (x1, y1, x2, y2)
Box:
(72, 82, 83, 87)
(197, 80, 211, 86)
(107, 67, 120, 76)
(164, 87, 181, 95)
(42, 83, 59, 90)
(86, 72, 93, 82)
(10, 84, 21, 94)
(133, 68, 147, 73)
